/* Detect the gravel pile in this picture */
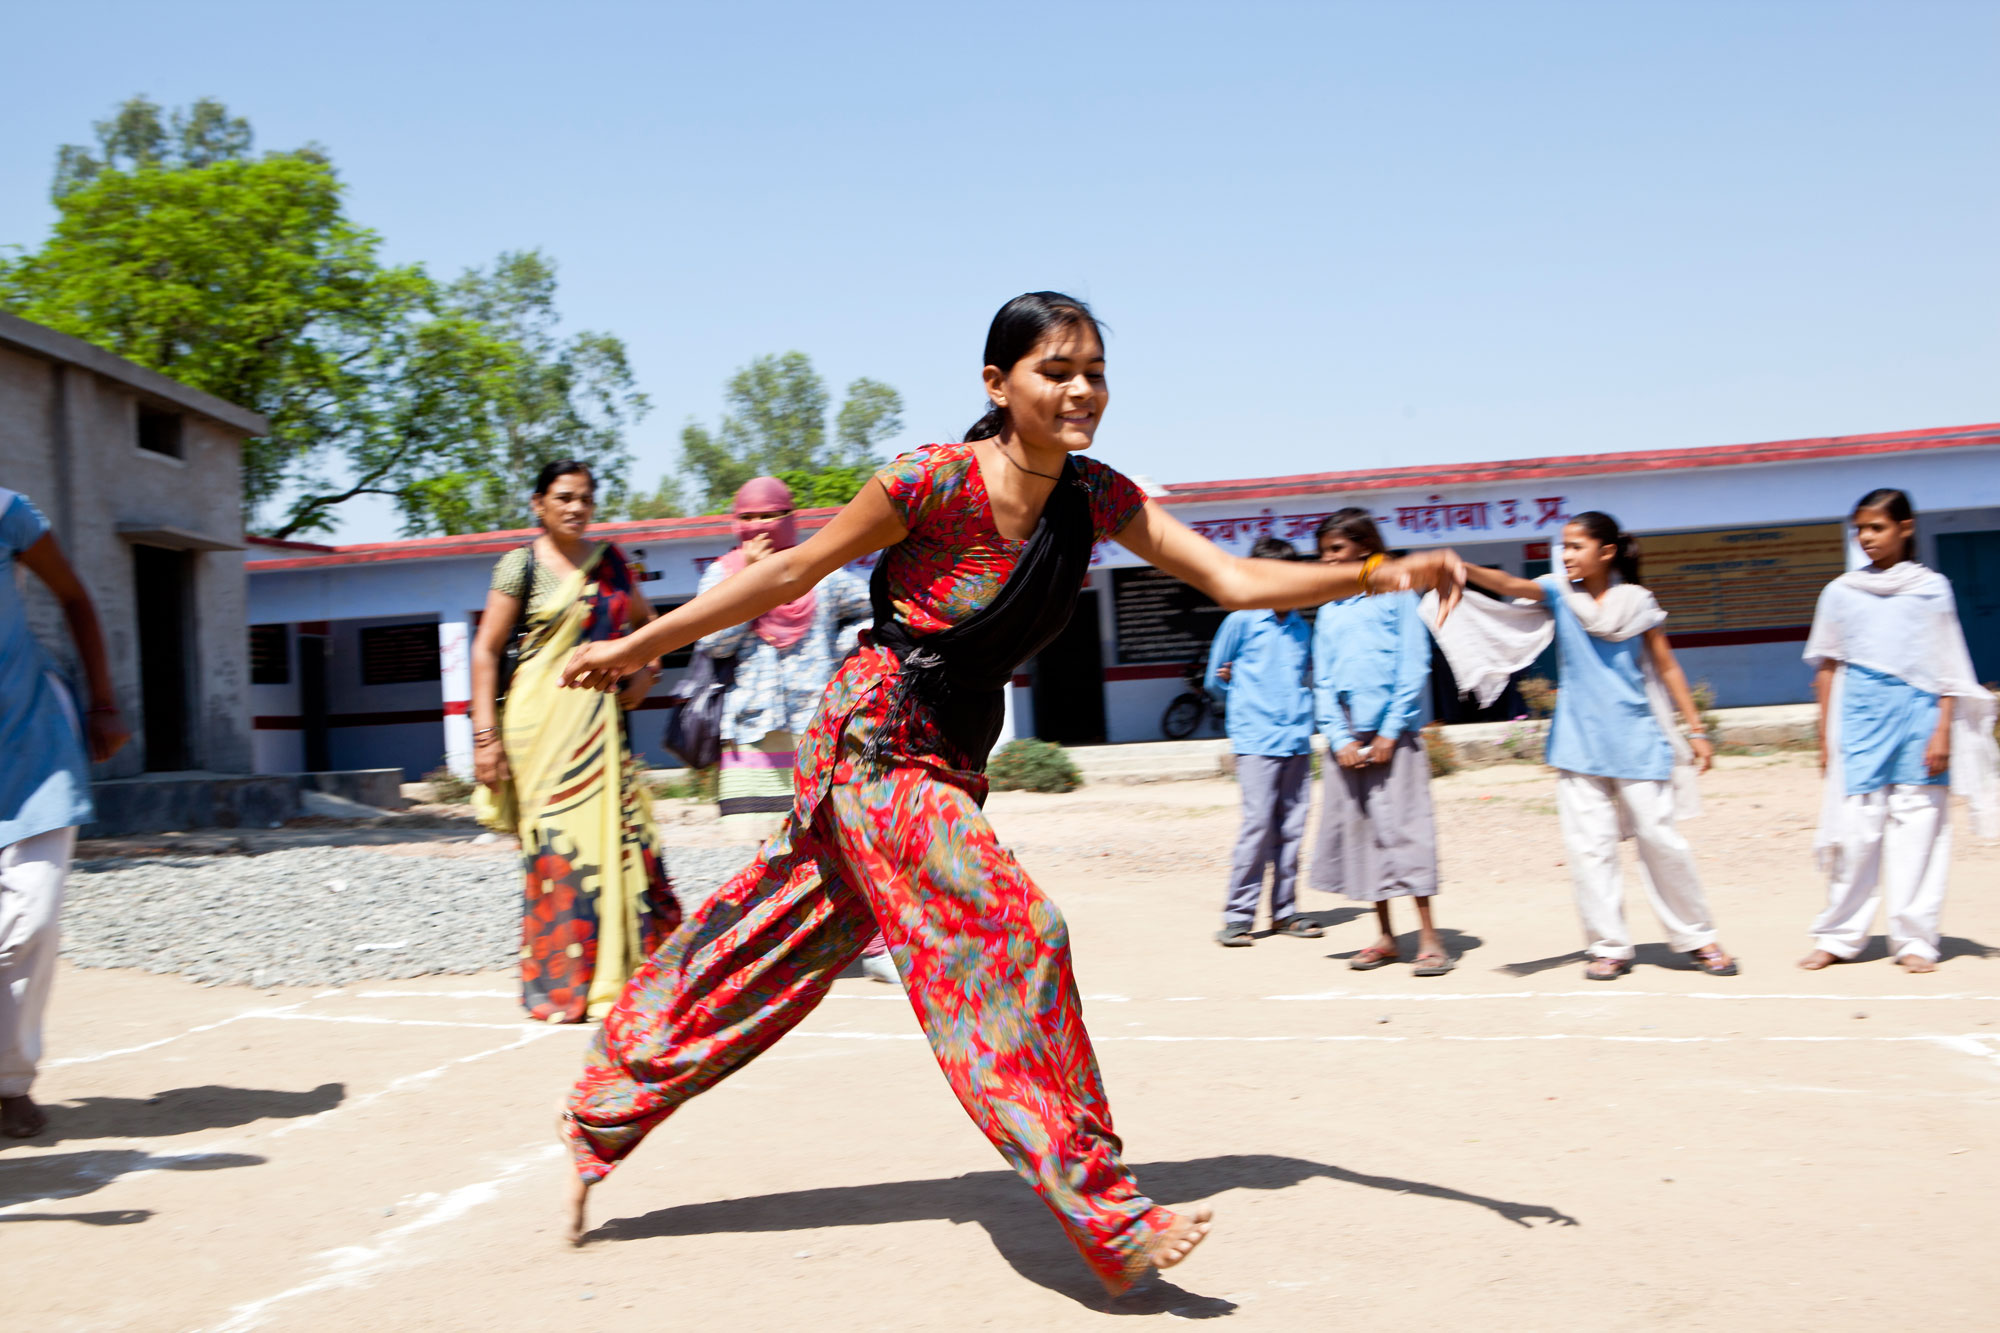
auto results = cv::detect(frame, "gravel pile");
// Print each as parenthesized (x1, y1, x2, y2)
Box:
(63, 843, 757, 988)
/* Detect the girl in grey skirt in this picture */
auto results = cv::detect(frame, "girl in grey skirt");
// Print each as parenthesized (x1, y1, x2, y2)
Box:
(1311, 510, 1452, 975)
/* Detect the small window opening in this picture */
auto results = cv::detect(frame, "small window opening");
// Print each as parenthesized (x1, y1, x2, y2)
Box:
(138, 405, 184, 457)
(249, 624, 291, 685)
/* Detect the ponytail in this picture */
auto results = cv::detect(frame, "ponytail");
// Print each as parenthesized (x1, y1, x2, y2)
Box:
(1571, 510, 1642, 585)
(964, 403, 1007, 442)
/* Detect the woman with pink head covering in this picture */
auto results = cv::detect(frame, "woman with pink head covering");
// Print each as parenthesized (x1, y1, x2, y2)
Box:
(694, 476, 872, 858)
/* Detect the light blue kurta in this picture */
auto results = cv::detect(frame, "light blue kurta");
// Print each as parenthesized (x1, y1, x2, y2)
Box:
(1312, 590, 1431, 748)
(0, 492, 93, 845)
(1839, 666, 1947, 795)
(1539, 574, 1672, 782)
(1206, 609, 1314, 757)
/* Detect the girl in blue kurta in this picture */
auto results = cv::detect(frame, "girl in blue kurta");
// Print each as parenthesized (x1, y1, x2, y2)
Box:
(1310, 509, 1451, 974)
(1444, 512, 1739, 981)
(1799, 489, 1999, 974)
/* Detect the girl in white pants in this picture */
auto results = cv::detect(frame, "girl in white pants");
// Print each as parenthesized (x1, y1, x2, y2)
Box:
(1437, 512, 1738, 981)
(1799, 490, 1998, 974)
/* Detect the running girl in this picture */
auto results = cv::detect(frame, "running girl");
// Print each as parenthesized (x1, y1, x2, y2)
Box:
(553, 293, 1468, 1294)
(1311, 509, 1451, 975)
(1438, 512, 1739, 981)
(1798, 489, 1999, 974)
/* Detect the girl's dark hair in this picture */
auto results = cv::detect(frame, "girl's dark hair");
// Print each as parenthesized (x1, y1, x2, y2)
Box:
(1249, 536, 1298, 561)
(964, 292, 1104, 441)
(532, 459, 595, 497)
(1852, 487, 1917, 564)
(1569, 510, 1642, 585)
(1313, 506, 1387, 556)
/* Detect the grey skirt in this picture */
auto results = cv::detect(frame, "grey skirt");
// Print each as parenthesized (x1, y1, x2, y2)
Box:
(1311, 731, 1439, 901)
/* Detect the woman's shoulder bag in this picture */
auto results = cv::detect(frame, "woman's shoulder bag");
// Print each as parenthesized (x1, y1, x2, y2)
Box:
(661, 648, 735, 770)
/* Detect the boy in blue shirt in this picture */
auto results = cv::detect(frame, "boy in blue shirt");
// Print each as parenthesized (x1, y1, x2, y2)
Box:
(1207, 537, 1322, 946)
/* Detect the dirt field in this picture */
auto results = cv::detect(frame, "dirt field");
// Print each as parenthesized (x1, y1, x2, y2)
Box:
(6, 752, 1997, 1331)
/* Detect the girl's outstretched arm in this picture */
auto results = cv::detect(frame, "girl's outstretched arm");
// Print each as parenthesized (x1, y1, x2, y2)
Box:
(1643, 627, 1715, 773)
(564, 483, 907, 690)
(1115, 502, 1465, 617)
(1464, 563, 1543, 602)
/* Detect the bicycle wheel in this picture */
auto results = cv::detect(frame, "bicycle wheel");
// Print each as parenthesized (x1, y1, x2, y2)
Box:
(1161, 694, 1204, 740)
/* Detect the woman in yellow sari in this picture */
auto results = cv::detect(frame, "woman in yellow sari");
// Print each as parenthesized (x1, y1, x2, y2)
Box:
(471, 460, 680, 1023)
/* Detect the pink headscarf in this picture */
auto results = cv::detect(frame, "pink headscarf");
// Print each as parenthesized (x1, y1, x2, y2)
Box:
(717, 477, 816, 649)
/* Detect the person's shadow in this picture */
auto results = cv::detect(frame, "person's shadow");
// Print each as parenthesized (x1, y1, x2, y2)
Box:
(2, 1082, 344, 1149)
(589, 1152, 1577, 1313)
(0, 1148, 264, 1211)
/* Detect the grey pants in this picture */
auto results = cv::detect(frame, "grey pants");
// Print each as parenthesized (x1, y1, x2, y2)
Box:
(1222, 753, 1312, 926)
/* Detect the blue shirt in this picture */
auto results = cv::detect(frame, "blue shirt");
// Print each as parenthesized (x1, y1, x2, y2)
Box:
(0, 492, 94, 844)
(1205, 609, 1314, 757)
(1313, 591, 1431, 747)
(1841, 663, 1947, 794)
(1539, 575, 1672, 781)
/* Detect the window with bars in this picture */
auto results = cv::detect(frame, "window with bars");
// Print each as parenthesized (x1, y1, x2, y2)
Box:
(359, 623, 441, 686)
(249, 623, 290, 684)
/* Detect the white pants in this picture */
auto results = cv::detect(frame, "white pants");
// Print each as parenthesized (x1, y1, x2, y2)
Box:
(1812, 785, 1950, 962)
(0, 826, 74, 1098)
(1555, 772, 1719, 960)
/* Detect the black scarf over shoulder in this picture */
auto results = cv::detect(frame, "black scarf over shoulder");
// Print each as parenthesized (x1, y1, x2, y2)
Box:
(866, 456, 1095, 769)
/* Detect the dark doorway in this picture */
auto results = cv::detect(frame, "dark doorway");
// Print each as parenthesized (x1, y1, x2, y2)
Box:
(298, 634, 331, 772)
(132, 545, 193, 770)
(1937, 530, 2000, 682)
(1029, 589, 1106, 745)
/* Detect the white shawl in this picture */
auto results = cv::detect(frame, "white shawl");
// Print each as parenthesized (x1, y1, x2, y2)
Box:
(1422, 579, 1702, 821)
(1804, 563, 2000, 870)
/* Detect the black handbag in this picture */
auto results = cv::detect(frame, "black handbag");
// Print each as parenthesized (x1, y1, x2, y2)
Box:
(661, 649, 735, 770)
(495, 543, 537, 708)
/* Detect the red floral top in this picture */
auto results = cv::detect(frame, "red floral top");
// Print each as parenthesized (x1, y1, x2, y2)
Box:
(873, 442, 1149, 635)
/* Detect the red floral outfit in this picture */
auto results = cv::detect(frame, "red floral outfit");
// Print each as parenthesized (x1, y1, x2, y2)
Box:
(565, 443, 1172, 1288)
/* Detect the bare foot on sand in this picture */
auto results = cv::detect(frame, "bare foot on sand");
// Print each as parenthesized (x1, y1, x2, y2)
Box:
(564, 1175, 591, 1246)
(1797, 950, 1841, 971)
(1896, 953, 1938, 974)
(1, 1094, 47, 1139)
(1101, 1206, 1215, 1297)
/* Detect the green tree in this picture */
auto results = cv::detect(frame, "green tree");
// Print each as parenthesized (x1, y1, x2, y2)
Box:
(2, 96, 646, 539)
(674, 354, 905, 512)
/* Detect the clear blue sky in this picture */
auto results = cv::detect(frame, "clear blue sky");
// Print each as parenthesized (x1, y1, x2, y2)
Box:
(6, 1, 1995, 541)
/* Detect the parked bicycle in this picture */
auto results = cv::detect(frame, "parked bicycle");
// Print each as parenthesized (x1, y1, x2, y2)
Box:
(1160, 661, 1226, 739)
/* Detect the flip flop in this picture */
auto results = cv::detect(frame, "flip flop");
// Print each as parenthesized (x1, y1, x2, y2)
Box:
(1348, 944, 1399, 971)
(1688, 945, 1739, 977)
(1274, 916, 1326, 939)
(1585, 956, 1633, 981)
(1411, 952, 1456, 977)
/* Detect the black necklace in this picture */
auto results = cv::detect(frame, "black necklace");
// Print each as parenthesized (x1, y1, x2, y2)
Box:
(995, 441, 1064, 482)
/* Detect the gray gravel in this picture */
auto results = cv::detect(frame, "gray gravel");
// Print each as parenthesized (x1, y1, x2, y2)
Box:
(62, 843, 757, 988)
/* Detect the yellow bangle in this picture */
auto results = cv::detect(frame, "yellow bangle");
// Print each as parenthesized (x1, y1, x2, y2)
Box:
(1359, 553, 1385, 595)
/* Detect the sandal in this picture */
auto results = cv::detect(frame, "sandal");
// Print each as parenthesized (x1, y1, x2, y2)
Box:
(1411, 952, 1456, 977)
(1688, 945, 1739, 977)
(1348, 944, 1399, 971)
(1274, 916, 1325, 939)
(1585, 956, 1632, 981)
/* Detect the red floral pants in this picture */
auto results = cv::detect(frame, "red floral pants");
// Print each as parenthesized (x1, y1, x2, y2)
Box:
(563, 758, 1169, 1288)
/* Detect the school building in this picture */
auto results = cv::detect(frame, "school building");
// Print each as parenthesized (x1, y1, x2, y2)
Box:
(244, 421, 2000, 778)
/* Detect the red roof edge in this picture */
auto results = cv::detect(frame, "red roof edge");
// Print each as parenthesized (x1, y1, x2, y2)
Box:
(245, 534, 336, 553)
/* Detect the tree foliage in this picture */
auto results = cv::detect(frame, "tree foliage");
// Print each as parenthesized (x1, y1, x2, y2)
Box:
(675, 353, 905, 513)
(1, 96, 645, 538)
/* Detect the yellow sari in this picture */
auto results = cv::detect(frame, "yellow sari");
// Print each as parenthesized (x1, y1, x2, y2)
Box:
(476, 543, 679, 1022)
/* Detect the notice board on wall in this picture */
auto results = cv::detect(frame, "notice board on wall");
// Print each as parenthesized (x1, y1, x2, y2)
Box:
(1111, 567, 1227, 665)
(1643, 524, 1845, 634)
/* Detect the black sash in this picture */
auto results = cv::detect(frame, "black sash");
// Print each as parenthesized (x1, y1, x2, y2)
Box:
(866, 455, 1095, 768)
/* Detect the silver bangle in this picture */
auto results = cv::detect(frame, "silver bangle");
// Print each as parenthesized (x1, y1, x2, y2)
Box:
(1685, 731, 1709, 741)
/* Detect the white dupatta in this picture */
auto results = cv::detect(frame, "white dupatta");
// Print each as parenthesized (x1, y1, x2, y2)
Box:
(1805, 563, 2000, 873)
(1421, 578, 1702, 822)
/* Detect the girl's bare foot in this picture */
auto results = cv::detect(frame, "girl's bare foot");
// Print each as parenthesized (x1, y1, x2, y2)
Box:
(564, 1174, 592, 1246)
(1797, 950, 1841, 971)
(1896, 953, 1938, 974)
(1100, 1206, 1215, 1297)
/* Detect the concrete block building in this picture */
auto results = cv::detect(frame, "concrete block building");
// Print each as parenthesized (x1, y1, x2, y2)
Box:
(245, 420, 2000, 779)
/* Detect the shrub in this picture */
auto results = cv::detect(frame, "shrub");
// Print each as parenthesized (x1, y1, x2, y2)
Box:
(650, 767, 718, 802)
(1518, 676, 1558, 719)
(1499, 719, 1548, 765)
(1423, 722, 1459, 777)
(422, 764, 476, 805)
(1691, 680, 1721, 746)
(987, 739, 1082, 793)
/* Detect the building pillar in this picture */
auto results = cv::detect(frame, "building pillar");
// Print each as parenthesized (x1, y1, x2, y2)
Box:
(439, 615, 474, 777)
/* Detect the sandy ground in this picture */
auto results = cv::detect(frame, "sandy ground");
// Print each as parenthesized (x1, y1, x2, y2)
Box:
(5, 752, 1998, 1331)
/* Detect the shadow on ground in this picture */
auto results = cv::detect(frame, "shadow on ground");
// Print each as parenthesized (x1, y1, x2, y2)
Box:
(0, 1148, 264, 1211)
(13, 1083, 345, 1148)
(588, 1153, 1577, 1312)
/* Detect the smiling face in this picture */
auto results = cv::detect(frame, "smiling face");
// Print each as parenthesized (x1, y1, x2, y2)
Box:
(1317, 532, 1368, 565)
(1852, 505, 1914, 568)
(1559, 522, 1615, 582)
(531, 471, 596, 540)
(982, 322, 1107, 453)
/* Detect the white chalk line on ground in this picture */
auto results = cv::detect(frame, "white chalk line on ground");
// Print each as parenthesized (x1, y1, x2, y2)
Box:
(268, 1025, 569, 1140)
(207, 1142, 561, 1333)
(1263, 990, 2000, 1003)
(44, 1001, 316, 1068)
